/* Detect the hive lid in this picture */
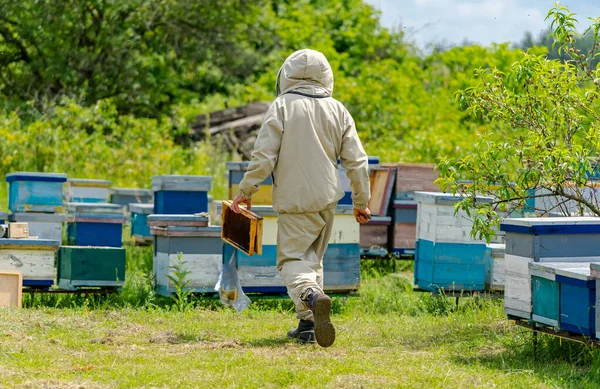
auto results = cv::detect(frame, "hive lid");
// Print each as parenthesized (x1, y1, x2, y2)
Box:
(147, 214, 210, 227)
(6, 172, 67, 183)
(0, 238, 60, 248)
(337, 156, 380, 165)
(500, 217, 600, 234)
(414, 191, 494, 206)
(151, 175, 212, 191)
(226, 161, 251, 171)
(68, 178, 111, 187)
(247, 206, 277, 217)
(150, 225, 221, 237)
(110, 188, 153, 197)
(9, 212, 67, 223)
(365, 215, 392, 225)
(335, 205, 355, 214)
(393, 199, 418, 209)
(129, 203, 154, 214)
(66, 202, 126, 215)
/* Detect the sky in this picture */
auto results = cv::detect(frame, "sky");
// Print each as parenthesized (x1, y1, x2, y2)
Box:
(366, 0, 600, 48)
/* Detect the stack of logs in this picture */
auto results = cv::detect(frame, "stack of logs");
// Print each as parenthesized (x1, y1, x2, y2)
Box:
(183, 102, 271, 159)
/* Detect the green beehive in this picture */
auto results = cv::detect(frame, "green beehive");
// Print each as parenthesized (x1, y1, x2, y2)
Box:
(58, 246, 126, 290)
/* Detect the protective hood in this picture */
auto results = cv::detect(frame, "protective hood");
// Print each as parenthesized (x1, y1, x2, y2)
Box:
(275, 49, 334, 97)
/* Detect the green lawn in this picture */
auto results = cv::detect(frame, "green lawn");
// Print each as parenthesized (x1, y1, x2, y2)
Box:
(1, 265, 599, 388)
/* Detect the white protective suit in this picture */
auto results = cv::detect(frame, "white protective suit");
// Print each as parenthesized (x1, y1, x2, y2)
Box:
(238, 49, 370, 320)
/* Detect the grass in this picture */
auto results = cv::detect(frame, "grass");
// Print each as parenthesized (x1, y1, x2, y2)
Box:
(2, 249, 600, 388)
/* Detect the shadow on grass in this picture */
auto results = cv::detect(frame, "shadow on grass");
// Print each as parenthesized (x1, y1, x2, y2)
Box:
(245, 336, 296, 348)
(451, 331, 600, 388)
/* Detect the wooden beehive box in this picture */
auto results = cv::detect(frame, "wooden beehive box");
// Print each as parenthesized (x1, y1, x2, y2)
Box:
(0, 271, 22, 308)
(66, 178, 111, 203)
(501, 217, 600, 320)
(227, 162, 273, 205)
(152, 175, 212, 215)
(338, 156, 381, 205)
(6, 172, 67, 213)
(221, 200, 263, 256)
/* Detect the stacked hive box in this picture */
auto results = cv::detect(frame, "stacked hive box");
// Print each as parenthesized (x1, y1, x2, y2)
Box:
(501, 217, 600, 320)
(61, 202, 127, 290)
(149, 215, 222, 296)
(227, 162, 272, 205)
(590, 264, 600, 338)
(152, 175, 211, 214)
(66, 179, 111, 203)
(382, 164, 439, 255)
(338, 156, 380, 205)
(0, 212, 6, 224)
(359, 216, 392, 257)
(224, 205, 360, 293)
(66, 203, 126, 247)
(110, 188, 153, 211)
(130, 203, 154, 245)
(6, 172, 68, 242)
(58, 246, 126, 290)
(0, 239, 60, 287)
(413, 191, 504, 292)
(531, 262, 597, 338)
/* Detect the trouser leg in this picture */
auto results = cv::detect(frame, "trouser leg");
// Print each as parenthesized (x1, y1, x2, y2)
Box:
(277, 206, 335, 321)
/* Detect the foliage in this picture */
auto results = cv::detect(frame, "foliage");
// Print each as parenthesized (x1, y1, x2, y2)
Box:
(0, 0, 270, 116)
(167, 252, 195, 312)
(437, 3, 600, 240)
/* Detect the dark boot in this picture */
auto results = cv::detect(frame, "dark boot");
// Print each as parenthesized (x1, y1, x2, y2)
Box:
(307, 290, 336, 348)
(287, 319, 315, 344)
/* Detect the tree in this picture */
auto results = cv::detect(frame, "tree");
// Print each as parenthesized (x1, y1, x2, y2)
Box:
(437, 3, 600, 241)
(0, 0, 270, 116)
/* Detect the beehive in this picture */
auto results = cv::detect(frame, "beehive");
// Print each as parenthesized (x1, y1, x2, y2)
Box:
(8, 212, 65, 242)
(66, 202, 126, 247)
(501, 217, 600, 320)
(152, 175, 212, 215)
(227, 205, 360, 293)
(0, 239, 60, 287)
(149, 214, 221, 296)
(110, 188, 153, 211)
(382, 163, 438, 200)
(555, 264, 596, 337)
(6, 172, 67, 213)
(66, 178, 111, 203)
(359, 216, 391, 257)
(57, 246, 126, 290)
(392, 199, 418, 254)
(414, 191, 495, 292)
(129, 203, 154, 245)
(338, 156, 380, 205)
(227, 162, 272, 205)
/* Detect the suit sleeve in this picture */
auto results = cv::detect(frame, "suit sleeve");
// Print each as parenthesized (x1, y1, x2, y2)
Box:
(339, 112, 370, 210)
(237, 103, 283, 199)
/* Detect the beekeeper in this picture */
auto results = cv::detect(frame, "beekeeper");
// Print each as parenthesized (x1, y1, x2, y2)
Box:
(231, 49, 371, 348)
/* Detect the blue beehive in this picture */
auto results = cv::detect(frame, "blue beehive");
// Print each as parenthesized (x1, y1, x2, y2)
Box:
(66, 202, 126, 247)
(0, 212, 7, 224)
(338, 156, 380, 205)
(152, 175, 212, 215)
(501, 217, 600, 320)
(556, 264, 596, 337)
(530, 262, 564, 327)
(0, 238, 60, 287)
(226, 205, 360, 293)
(414, 191, 498, 292)
(148, 214, 221, 296)
(6, 172, 67, 213)
(130, 203, 154, 245)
